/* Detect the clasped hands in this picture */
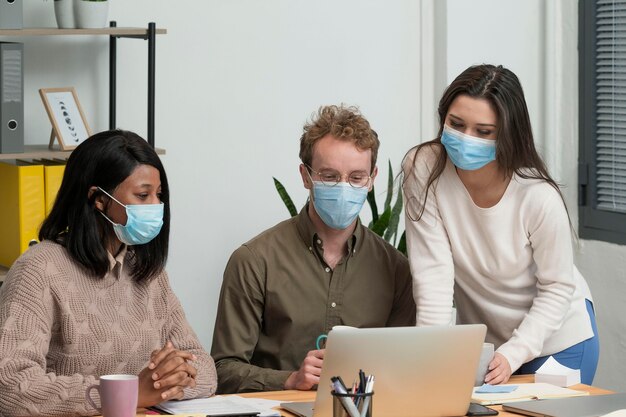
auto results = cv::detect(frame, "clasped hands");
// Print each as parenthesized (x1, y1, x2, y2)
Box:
(138, 341, 198, 407)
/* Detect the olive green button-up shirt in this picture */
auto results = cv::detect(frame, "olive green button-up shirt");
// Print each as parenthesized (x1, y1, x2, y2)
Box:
(211, 205, 416, 394)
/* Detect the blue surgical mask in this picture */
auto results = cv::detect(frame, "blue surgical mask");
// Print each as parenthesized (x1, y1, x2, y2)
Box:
(312, 181, 368, 230)
(97, 187, 164, 246)
(441, 124, 496, 170)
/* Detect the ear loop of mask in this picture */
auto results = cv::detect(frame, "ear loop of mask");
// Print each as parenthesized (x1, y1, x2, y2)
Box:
(96, 187, 122, 225)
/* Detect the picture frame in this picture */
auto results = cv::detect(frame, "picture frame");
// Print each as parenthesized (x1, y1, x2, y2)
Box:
(39, 87, 92, 151)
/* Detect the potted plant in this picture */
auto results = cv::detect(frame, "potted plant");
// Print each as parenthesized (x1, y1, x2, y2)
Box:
(74, 0, 108, 29)
(54, 0, 74, 29)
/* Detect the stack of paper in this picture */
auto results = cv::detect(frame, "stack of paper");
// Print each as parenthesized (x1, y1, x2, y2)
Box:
(154, 395, 282, 417)
(534, 356, 581, 387)
(471, 382, 589, 405)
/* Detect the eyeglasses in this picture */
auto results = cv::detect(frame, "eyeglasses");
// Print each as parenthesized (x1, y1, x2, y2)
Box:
(305, 164, 372, 189)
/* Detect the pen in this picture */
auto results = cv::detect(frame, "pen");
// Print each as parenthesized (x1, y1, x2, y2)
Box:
(359, 375, 375, 417)
(356, 370, 366, 407)
(332, 377, 360, 417)
(359, 370, 366, 394)
(334, 375, 348, 392)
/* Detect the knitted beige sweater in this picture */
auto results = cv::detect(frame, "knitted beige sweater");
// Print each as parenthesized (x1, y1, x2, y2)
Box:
(0, 241, 217, 416)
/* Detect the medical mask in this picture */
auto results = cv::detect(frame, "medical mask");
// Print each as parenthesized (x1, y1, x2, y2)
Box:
(441, 124, 496, 170)
(312, 181, 368, 230)
(97, 187, 164, 246)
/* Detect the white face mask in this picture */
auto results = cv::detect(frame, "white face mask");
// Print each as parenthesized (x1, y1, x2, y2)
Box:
(97, 187, 164, 246)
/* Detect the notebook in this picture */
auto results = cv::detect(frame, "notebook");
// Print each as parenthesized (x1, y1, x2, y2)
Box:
(281, 324, 487, 417)
(501, 392, 626, 417)
(471, 382, 589, 405)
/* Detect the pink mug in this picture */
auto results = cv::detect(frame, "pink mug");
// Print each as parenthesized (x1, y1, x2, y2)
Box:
(86, 374, 139, 417)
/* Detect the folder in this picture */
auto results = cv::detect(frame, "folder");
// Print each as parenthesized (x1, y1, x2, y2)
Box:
(34, 159, 66, 216)
(0, 160, 45, 268)
(472, 383, 589, 405)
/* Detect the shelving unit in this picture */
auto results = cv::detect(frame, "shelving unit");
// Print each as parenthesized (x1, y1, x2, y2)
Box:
(0, 24, 167, 277)
(0, 23, 167, 154)
(0, 145, 165, 161)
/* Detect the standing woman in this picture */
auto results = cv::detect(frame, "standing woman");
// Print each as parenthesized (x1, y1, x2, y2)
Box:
(402, 64, 599, 385)
(0, 130, 217, 416)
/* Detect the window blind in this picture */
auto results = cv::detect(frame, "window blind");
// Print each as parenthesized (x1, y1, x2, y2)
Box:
(596, 0, 626, 212)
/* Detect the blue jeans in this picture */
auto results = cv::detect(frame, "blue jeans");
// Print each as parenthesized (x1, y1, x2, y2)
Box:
(515, 299, 599, 384)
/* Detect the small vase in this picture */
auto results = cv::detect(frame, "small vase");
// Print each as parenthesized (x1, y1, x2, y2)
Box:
(54, 0, 75, 29)
(74, 0, 109, 29)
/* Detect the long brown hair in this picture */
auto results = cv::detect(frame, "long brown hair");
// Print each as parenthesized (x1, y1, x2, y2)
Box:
(404, 64, 562, 220)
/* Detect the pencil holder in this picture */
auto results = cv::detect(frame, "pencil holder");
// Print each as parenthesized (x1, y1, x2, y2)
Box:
(331, 390, 373, 417)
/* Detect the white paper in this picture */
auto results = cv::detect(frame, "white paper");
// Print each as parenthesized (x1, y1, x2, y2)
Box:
(471, 382, 588, 405)
(155, 395, 282, 417)
(534, 356, 581, 387)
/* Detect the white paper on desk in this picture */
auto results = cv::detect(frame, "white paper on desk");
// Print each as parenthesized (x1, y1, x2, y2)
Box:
(155, 395, 282, 417)
(471, 382, 588, 405)
(534, 356, 581, 387)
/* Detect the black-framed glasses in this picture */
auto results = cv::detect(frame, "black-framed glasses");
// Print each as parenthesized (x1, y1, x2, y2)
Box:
(305, 164, 372, 189)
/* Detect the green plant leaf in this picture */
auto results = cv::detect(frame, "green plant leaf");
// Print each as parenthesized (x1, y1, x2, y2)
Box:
(371, 207, 391, 237)
(384, 185, 403, 243)
(273, 177, 298, 217)
(397, 231, 407, 256)
(383, 160, 393, 212)
(367, 186, 379, 225)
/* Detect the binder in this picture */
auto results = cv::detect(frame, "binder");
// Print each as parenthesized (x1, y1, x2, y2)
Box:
(0, 160, 45, 267)
(34, 159, 66, 215)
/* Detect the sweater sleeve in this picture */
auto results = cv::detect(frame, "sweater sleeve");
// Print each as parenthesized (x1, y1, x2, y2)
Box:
(0, 255, 99, 417)
(210, 246, 293, 394)
(160, 273, 217, 399)
(402, 147, 456, 326)
(496, 190, 577, 372)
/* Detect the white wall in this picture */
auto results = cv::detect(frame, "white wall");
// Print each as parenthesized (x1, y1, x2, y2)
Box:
(447, 0, 626, 391)
(19, 1, 426, 351)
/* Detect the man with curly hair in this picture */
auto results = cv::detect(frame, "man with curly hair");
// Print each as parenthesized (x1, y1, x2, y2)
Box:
(211, 105, 416, 393)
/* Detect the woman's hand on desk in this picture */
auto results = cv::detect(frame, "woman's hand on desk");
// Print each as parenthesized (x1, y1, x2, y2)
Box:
(485, 352, 512, 385)
(137, 341, 198, 407)
(284, 349, 325, 391)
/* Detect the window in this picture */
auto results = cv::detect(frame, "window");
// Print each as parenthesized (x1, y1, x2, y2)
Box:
(579, 0, 626, 244)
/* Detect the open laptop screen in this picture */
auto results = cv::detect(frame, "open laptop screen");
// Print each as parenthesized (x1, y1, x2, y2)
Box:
(301, 324, 487, 417)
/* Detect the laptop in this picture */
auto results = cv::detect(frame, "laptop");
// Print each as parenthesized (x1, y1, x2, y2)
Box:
(281, 324, 487, 417)
(502, 393, 626, 417)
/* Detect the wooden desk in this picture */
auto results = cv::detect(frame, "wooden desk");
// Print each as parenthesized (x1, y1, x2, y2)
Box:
(127, 376, 613, 417)
(234, 375, 614, 417)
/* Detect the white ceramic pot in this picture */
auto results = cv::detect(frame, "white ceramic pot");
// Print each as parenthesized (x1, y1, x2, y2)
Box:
(54, 0, 75, 29)
(74, 0, 109, 29)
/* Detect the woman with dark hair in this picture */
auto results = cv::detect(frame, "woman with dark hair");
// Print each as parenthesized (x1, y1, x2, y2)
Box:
(403, 64, 599, 385)
(0, 130, 217, 416)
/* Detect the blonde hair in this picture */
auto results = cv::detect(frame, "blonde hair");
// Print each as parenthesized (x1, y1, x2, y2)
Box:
(299, 105, 379, 172)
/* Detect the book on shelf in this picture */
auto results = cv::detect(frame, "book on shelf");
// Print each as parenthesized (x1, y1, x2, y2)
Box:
(34, 159, 66, 216)
(0, 160, 45, 268)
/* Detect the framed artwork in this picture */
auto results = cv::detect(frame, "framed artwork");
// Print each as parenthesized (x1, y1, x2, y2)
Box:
(39, 87, 92, 151)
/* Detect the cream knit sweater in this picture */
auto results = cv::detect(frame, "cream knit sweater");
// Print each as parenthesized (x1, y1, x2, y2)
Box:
(0, 241, 216, 416)
(403, 146, 593, 373)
